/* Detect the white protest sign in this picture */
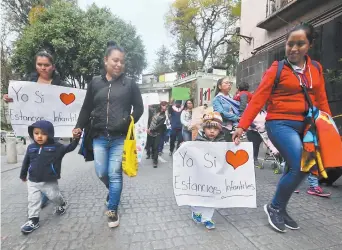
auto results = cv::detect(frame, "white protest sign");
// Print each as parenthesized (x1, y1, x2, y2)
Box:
(173, 142, 256, 208)
(8, 81, 86, 137)
(135, 93, 160, 162)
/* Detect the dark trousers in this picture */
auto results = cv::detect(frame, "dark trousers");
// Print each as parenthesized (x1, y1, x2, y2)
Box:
(158, 131, 166, 153)
(223, 128, 233, 142)
(246, 130, 263, 160)
(170, 128, 183, 153)
(151, 134, 161, 165)
(145, 135, 154, 157)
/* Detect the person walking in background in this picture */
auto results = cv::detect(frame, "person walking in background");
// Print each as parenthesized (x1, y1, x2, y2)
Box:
(213, 77, 240, 142)
(73, 41, 143, 228)
(233, 23, 331, 232)
(234, 82, 253, 115)
(168, 99, 184, 155)
(145, 105, 155, 159)
(164, 114, 171, 145)
(181, 99, 194, 142)
(157, 104, 168, 155)
(147, 102, 167, 168)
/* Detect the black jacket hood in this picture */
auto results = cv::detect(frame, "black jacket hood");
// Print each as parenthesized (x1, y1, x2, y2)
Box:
(28, 120, 55, 143)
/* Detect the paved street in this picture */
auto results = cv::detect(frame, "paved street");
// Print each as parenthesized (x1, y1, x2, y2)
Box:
(1, 145, 342, 250)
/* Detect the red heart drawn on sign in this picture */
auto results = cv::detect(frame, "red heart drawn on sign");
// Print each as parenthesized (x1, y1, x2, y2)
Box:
(226, 150, 249, 170)
(60, 93, 75, 106)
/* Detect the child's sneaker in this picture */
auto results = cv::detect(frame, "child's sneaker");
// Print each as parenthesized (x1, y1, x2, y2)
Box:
(254, 160, 262, 168)
(307, 187, 331, 197)
(21, 219, 39, 234)
(192, 212, 202, 224)
(54, 201, 68, 215)
(203, 220, 215, 230)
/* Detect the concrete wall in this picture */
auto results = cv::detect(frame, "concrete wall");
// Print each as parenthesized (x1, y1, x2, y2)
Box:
(158, 92, 170, 102)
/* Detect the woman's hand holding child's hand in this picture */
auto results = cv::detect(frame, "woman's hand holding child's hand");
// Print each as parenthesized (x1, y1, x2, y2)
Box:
(72, 128, 82, 138)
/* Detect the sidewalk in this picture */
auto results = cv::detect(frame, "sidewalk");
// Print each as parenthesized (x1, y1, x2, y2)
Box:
(1, 147, 342, 250)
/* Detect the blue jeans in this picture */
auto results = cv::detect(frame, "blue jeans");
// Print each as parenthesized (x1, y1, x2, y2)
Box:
(182, 129, 192, 142)
(266, 120, 307, 210)
(165, 129, 171, 143)
(307, 174, 318, 188)
(93, 135, 125, 211)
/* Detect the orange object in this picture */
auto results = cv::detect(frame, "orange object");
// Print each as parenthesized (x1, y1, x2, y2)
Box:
(60, 93, 76, 106)
(226, 150, 249, 170)
(315, 112, 342, 168)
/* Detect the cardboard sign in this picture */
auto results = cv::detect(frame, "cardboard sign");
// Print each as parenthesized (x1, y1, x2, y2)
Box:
(172, 87, 190, 100)
(173, 142, 256, 208)
(135, 93, 160, 162)
(8, 81, 86, 137)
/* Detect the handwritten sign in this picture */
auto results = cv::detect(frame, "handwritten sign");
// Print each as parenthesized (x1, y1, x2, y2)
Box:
(8, 81, 86, 137)
(173, 142, 256, 208)
(135, 93, 160, 162)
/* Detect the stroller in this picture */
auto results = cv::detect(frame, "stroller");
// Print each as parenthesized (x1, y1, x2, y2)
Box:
(257, 130, 286, 174)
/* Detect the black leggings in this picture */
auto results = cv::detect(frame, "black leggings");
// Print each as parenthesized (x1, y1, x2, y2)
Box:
(246, 130, 263, 160)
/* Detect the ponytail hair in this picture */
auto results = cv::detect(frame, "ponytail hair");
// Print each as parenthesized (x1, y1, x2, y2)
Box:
(104, 40, 125, 57)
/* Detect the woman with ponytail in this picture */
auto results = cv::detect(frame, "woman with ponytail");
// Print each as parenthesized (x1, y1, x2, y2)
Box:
(73, 41, 143, 228)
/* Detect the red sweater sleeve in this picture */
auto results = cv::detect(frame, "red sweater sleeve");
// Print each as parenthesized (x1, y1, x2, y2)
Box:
(315, 63, 331, 116)
(238, 62, 278, 130)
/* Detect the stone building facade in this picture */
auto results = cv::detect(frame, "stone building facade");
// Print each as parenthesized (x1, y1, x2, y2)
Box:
(237, 0, 342, 125)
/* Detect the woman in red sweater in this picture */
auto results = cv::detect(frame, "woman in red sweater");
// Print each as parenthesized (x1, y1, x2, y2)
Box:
(233, 23, 331, 233)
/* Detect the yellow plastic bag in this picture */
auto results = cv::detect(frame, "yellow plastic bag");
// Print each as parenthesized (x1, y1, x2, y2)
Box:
(122, 116, 138, 177)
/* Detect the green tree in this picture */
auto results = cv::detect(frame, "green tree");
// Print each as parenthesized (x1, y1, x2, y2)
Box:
(11, 1, 146, 88)
(212, 36, 240, 75)
(172, 34, 200, 74)
(153, 45, 172, 75)
(165, 0, 241, 68)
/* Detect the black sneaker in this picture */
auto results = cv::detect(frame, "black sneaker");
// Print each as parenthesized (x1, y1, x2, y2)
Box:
(106, 210, 119, 228)
(54, 201, 68, 215)
(153, 160, 158, 168)
(146, 155, 151, 159)
(21, 219, 39, 234)
(264, 204, 286, 232)
(283, 210, 299, 230)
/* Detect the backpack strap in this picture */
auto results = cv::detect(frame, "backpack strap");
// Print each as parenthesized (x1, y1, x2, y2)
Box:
(311, 60, 321, 75)
(272, 59, 286, 92)
(272, 59, 321, 93)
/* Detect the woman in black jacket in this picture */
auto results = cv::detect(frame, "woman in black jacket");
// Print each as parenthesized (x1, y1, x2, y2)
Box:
(73, 41, 143, 228)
